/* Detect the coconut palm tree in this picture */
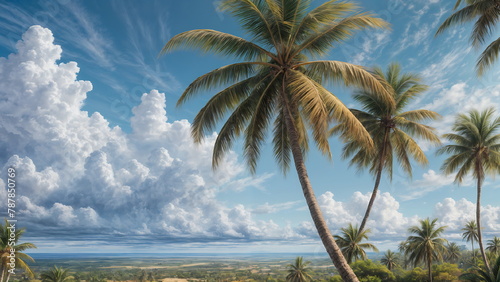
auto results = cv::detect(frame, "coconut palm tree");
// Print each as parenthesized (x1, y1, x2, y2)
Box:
(286, 257, 313, 282)
(334, 224, 379, 264)
(462, 220, 480, 257)
(436, 0, 500, 76)
(41, 266, 73, 282)
(405, 218, 448, 282)
(487, 236, 500, 256)
(0, 219, 36, 281)
(445, 242, 462, 264)
(160, 1, 390, 280)
(332, 63, 440, 232)
(438, 107, 500, 274)
(398, 240, 411, 269)
(380, 250, 399, 271)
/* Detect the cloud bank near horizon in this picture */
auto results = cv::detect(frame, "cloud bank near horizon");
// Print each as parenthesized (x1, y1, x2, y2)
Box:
(0, 26, 498, 251)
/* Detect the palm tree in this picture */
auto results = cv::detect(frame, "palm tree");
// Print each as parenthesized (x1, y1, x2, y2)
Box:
(487, 236, 500, 256)
(286, 257, 313, 282)
(405, 218, 448, 282)
(160, 1, 390, 280)
(334, 224, 379, 264)
(445, 242, 462, 264)
(462, 220, 480, 256)
(0, 219, 37, 281)
(398, 240, 411, 269)
(380, 250, 399, 271)
(460, 253, 500, 282)
(436, 0, 500, 75)
(438, 107, 500, 274)
(332, 63, 440, 232)
(41, 266, 73, 282)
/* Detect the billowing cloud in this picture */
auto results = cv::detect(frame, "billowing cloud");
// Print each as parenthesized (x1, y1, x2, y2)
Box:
(0, 26, 286, 247)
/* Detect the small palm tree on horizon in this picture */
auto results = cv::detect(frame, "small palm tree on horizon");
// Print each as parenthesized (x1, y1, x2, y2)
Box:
(286, 257, 313, 282)
(332, 63, 440, 233)
(445, 242, 462, 264)
(41, 266, 73, 282)
(380, 250, 399, 271)
(405, 218, 448, 282)
(487, 236, 500, 256)
(462, 220, 479, 257)
(334, 223, 379, 264)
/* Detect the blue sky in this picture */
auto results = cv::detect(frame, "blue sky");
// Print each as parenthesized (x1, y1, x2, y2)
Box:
(0, 0, 499, 254)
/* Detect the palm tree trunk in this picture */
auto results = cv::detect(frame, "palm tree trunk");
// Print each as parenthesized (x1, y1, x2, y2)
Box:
(476, 173, 491, 274)
(358, 166, 382, 233)
(0, 265, 5, 282)
(427, 255, 432, 282)
(359, 129, 389, 233)
(280, 88, 359, 281)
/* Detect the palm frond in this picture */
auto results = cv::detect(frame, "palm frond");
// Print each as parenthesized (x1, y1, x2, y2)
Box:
(160, 29, 273, 60)
(304, 60, 393, 108)
(296, 13, 388, 57)
(477, 36, 500, 76)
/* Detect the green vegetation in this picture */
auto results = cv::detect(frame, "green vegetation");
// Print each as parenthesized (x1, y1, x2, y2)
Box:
(41, 266, 73, 282)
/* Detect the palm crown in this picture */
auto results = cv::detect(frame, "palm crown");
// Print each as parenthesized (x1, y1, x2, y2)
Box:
(332, 63, 440, 232)
(334, 223, 379, 264)
(405, 218, 448, 282)
(161, 0, 389, 174)
(438, 108, 500, 274)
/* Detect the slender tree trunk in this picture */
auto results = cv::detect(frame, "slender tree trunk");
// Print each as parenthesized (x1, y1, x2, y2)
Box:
(358, 167, 382, 233)
(359, 129, 389, 233)
(280, 86, 359, 281)
(427, 255, 432, 282)
(476, 172, 491, 274)
(0, 265, 4, 282)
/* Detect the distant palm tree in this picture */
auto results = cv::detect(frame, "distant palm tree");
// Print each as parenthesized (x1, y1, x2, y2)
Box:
(436, 0, 500, 75)
(438, 108, 500, 274)
(445, 242, 462, 264)
(380, 250, 399, 271)
(398, 240, 411, 269)
(405, 218, 448, 282)
(161, 0, 390, 280)
(334, 224, 379, 264)
(0, 219, 37, 281)
(462, 220, 479, 256)
(286, 257, 313, 282)
(333, 63, 440, 232)
(41, 266, 72, 282)
(460, 253, 500, 282)
(487, 236, 500, 256)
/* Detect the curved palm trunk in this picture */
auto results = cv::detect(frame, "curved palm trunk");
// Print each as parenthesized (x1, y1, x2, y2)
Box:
(359, 129, 389, 233)
(359, 167, 382, 233)
(476, 173, 492, 274)
(281, 90, 359, 281)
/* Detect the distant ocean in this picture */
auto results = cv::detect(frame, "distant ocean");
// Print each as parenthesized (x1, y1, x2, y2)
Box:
(28, 252, 380, 260)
